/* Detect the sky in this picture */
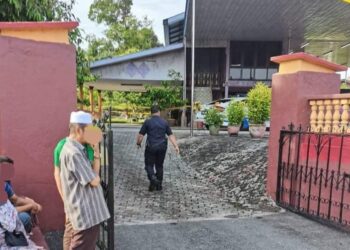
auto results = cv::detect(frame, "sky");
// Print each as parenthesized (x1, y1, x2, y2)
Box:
(73, 0, 187, 47)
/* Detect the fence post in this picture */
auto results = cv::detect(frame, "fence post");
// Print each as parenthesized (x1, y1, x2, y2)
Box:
(107, 129, 114, 250)
(267, 53, 344, 200)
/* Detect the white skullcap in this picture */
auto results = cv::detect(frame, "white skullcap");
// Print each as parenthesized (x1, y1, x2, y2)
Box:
(70, 111, 93, 124)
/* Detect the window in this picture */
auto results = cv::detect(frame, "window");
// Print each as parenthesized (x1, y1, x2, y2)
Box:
(229, 41, 282, 81)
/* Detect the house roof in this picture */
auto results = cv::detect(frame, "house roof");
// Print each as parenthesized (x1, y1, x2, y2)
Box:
(184, 0, 350, 66)
(164, 13, 185, 26)
(90, 43, 184, 69)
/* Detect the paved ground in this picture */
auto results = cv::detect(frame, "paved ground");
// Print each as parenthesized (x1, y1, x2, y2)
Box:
(178, 132, 277, 212)
(115, 212, 350, 250)
(114, 127, 350, 250)
(114, 128, 245, 225)
(46, 127, 350, 249)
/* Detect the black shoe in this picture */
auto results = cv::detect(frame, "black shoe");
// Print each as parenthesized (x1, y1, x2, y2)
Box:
(156, 184, 163, 191)
(148, 184, 155, 192)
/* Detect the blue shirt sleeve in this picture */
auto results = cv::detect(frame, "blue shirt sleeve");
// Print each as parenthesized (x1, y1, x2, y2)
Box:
(4, 181, 14, 198)
(139, 120, 148, 135)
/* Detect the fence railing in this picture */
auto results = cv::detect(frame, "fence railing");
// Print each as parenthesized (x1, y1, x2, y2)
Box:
(96, 108, 114, 250)
(187, 72, 222, 88)
(309, 94, 350, 133)
(277, 124, 350, 230)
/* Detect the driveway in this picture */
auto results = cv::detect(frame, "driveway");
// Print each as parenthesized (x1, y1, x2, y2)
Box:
(116, 212, 350, 250)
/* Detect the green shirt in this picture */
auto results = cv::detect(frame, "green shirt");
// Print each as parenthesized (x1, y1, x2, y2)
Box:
(53, 138, 94, 167)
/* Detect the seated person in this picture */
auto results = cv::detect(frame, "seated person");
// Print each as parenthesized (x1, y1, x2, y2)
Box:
(3, 175, 42, 233)
(0, 156, 42, 249)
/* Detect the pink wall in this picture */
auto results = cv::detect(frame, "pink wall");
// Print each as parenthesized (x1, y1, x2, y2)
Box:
(267, 71, 341, 199)
(0, 36, 76, 232)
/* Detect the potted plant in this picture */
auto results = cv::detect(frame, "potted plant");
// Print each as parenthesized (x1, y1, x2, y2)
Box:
(226, 100, 245, 136)
(247, 82, 271, 138)
(204, 108, 224, 135)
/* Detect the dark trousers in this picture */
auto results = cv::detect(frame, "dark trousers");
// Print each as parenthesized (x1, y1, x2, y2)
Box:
(145, 145, 167, 183)
(64, 218, 100, 250)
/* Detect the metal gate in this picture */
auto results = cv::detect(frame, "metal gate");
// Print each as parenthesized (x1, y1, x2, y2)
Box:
(276, 124, 350, 230)
(96, 109, 115, 249)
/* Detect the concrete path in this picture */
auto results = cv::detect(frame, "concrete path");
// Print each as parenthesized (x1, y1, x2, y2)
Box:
(116, 212, 350, 250)
(113, 127, 350, 250)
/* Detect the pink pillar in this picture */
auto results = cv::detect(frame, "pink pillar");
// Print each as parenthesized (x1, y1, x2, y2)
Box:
(267, 53, 347, 199)
(0, 35, 76, 232)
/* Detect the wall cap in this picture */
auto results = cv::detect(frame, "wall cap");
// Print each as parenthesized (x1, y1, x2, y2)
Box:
(0, 21, 78, 30)
(271, 52, 347, 72)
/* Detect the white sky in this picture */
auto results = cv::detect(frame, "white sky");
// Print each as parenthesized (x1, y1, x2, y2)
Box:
(73, 0, 186, 47)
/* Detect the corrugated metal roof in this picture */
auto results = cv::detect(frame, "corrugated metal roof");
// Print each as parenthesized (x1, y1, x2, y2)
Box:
(184, 0, 350, 65)
(90, 43, 184, 69)
(165, 13, 185, 26)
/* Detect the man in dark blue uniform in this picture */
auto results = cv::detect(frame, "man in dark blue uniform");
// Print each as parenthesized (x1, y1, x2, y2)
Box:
(137, 105, 180, 191)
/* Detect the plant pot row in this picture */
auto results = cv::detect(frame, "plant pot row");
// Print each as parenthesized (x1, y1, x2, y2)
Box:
(209, 124, 266, 138)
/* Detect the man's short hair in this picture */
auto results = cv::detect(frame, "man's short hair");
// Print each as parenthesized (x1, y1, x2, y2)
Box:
(151, 105, 160, 114)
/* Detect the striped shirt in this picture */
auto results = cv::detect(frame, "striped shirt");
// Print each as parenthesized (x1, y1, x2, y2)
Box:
(60, 138, 110, 231)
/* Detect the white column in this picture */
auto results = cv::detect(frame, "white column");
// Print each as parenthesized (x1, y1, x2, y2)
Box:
(190, 0, 196, 136)
(225, 40, 230, 98)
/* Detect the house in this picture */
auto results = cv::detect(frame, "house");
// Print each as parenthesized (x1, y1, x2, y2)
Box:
(89, 0, 350, 105)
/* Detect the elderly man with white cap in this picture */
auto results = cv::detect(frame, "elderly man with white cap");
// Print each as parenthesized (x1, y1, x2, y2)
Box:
(58, 111, 110, 250)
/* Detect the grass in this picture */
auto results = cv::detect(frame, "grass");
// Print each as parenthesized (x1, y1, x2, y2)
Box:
(111, 117, 144, 125)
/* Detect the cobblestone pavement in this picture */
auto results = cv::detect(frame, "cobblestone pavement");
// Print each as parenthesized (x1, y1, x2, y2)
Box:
(179, 133, 279, 212)
(114, 128, 248, 225)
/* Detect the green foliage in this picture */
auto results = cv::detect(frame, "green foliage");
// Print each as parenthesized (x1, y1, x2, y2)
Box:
(247, 82, 271, 125)
(89, 0, 132, 25)
(226, 100, 245, 126)
(87, 0, 160, 60)
(0, 0, 78, 22)
(0, 0, 54, 21)
(205, 108, 224, 127)
(340, 82, 350, 90)
(142, 70, 186, 110)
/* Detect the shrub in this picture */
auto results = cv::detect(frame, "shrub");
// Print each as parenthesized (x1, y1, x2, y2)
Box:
(247, 82, 271, 125)
(227, 100, 245, 126)
(205, 108, 224, 127)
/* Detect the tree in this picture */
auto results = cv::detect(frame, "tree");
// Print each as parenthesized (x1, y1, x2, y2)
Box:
(89, 0, 132, 25)
(87, 0, 160, 60)
(0, 0, 78, 22)
(0, 0, 54, 21)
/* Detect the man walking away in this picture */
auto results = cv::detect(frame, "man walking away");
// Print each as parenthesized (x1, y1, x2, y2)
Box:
(137, 105, 180, 192)
(60, 111, 110, 250)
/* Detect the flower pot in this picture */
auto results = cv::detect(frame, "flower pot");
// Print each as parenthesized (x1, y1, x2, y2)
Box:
(249, 124, 266, 138)
(196, 121, 204, 129)
(209, 125, 220, 135)
(228, 125, 240, 136)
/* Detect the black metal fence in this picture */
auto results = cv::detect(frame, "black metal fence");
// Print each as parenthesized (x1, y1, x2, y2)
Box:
(277, 124, 350, 230)
(96, 109, 115, 250)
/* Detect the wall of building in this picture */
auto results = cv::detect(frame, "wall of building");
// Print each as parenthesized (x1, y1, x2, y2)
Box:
(91, 50, 184, 83)
(0, 36, 76, 232)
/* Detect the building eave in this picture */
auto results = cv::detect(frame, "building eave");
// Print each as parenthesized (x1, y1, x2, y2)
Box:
(90, 43, 184, 69)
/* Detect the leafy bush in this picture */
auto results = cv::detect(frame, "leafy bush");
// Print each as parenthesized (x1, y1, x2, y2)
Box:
(143, 70, 186, 110)
(340, 82, 350, 90)
(205, 108, 224, 127)
(226, 100, 245, 126)
(247, 82, 271, 125)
